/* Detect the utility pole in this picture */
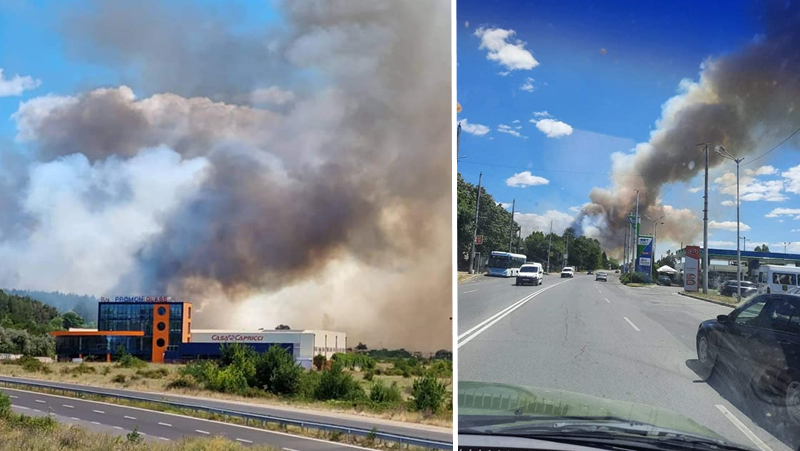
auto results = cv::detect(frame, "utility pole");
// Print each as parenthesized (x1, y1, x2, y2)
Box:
(623, 224, 628, 273)
(546, 221, 553, 273)
(716, 146, 744, 302)
(698, 143, 710, 294)
(634, 190, 640, 273)
(468, 173, 482, 274)
(507, 199, 516, 252)
(742, 236, 748, 252)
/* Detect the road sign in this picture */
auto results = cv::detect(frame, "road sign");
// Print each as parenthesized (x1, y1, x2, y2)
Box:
(636, 235, 653, 274)
(684, 246, 700, 292)
(475, 235, 484, 245)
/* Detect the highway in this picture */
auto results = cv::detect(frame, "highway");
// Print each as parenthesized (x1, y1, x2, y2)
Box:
(0, 375, 450, 446)
(1, 385, 380, 449)
(458, 272, 799, 451)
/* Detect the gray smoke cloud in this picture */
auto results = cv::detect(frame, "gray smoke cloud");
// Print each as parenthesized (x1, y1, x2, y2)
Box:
(577, 0, 800, 254)
(3, 0, 451, 350)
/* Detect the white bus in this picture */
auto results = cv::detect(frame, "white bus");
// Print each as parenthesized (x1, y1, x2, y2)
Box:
(756, 265, 800, 294)
(486, 251, 527, 277)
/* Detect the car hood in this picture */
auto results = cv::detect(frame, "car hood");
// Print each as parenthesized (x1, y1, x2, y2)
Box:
(459, 381, 722, 440)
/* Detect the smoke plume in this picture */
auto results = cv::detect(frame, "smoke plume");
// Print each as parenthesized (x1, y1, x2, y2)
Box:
(577, 0, 800, 253)
(1, 0, 451, 350)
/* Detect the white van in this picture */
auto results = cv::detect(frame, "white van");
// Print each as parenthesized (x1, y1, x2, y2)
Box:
(757, 265, 800, 294)
(516, 263, 544, 286)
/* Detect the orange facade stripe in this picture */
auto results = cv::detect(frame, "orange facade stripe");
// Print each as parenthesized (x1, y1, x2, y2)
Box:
(151, 304, 169, 363)
(182, 303, 192, 343)
(50, 331, 144, 337)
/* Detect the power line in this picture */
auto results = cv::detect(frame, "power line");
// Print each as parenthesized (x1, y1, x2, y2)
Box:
(744, 124, 800, 166)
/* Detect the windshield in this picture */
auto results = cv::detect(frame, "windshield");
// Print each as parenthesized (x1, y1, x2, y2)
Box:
(457, 1, 800, 450)
(487, 256, 510, 268)
(520, 266, 538, 273)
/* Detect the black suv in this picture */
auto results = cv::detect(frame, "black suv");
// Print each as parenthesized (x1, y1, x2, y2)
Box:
(696, 294, 800, 422)
(720, 280, 757, 297)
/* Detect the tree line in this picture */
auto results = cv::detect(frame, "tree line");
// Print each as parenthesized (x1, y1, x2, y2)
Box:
(457, 173, 618, 272)
(0, 290, 88, 356)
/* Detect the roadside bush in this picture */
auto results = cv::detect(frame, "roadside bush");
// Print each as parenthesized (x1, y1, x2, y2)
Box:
(0, 392, 11, 419)
(298, 370, 321, 400)
(180, 360, 216, 384)
(17, 356, 51, 374)
(369, 380, 402, 404)
(116, 354, 147, 369)
(630, 272, 645, 284)
(313, 354, 326, 371)
(8, 414, 56, 430)
(135, 367, 170, 379)
(206, 365, 249, 394)
(363, 370, 374, 381)
(255, 345, 302, 395)
(314, 363, 365, 401)
(427, 360, 452, 378)
(410, 375, 447, 414)
(166, 374, 198, 390)
(61, 362, 95, 375)
(111, 374, 126, 383)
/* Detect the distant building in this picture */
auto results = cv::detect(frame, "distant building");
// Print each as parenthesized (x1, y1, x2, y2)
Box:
(51, 300, 345, 368)
(674, 247, 800, 287)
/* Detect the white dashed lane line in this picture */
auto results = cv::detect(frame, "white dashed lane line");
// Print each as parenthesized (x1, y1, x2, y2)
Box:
(8, 395, 17, 399)
(70, 417, 80, 421)
(113, 426, 123, 430)
(196, 429, 210, 435)
(63, 404, 74, 409)
(237, 438, 253, 444)
(34, 399, 46, 404)
(715, 404, 773, 451)
(14, 405, 29, 410)
(124, 416, 136, 420)
(605, 298, 611, 303)
(92, 409, 105, 414)
(463, 290, 477, 294)
(159, 437, 171, 441)
(158, 422, 173, 427)
(623, 316, 641, 332)
(91, 421, 101, 425)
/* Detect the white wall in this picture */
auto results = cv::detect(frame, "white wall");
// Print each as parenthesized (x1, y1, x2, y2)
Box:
(308, 330, 347, 359)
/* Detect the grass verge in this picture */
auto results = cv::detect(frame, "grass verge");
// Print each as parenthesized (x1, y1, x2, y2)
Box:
(0, 383, 433, 450)
(680, 290, 739, 306)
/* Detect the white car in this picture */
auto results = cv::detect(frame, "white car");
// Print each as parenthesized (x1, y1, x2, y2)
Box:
(561, 267, 575, 278)
(516, 263, 543, 286)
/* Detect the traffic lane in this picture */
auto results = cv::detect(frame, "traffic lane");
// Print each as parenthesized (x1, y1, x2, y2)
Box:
(0, 375, 450, 444)
(1, 387, 371, 450)
(458, 275, 791, 451)
(458, 273, 579, 335)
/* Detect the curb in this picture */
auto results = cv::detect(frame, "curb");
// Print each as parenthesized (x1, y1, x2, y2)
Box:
(678, 291, 736, 309)
(457, 273, 482, 284)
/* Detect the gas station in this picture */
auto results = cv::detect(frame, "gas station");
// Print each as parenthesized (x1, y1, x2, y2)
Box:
(674, 247, 800, 287)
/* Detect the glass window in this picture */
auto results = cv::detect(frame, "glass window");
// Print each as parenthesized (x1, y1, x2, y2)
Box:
(773, 273, 797, 285)
(157, 306, 167, 316)
(734, 298, 768, 327)
(764, 298, 800, 334)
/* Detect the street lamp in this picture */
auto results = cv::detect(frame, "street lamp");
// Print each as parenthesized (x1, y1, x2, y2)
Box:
(784, 242, 793, 254)
(645, 214, 665, 278)
(716, 145, 745, 303)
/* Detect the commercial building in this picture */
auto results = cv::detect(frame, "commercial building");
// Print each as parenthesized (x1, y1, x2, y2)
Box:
(674, 247, 800, 286)
(51, 298, 346, 368)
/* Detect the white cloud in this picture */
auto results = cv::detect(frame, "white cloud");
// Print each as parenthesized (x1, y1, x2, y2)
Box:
(499, 202, 512, 209)
(474, 27, 539, 71)
(515, 209, 574, 236)
(709, 240, 735, 247)
(792, 229, 800, 232)
(709, 220, 751, 232)
(497, 124, 525, 138)
(506, 171, 549, 187)
(512, 119, 520, 124)
(465, 21, 469, 28)
(714, 170, 787, 202)
(783, 164, 800, 195)
(497, 71, 510, 76)
(532, 118, 573, 138)
(721, 200, 736, 206)
(765, 208, 800, 220)
(745, 165, 777, 176)
(532, 111, 551, 117)
(569, 206, 581, 213)
(0, 68, 41, 97)
(250, 86, 295, 105)
(459, 119, 491, 136)
(520, 77, 535, 92)
(688, 186, 702, 193)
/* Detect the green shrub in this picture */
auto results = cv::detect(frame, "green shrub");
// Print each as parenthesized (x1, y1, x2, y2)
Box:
(314, 363, 365, 401)
(8, 414, 57, 430)
(135, 367, 170, 379)
(369, 380, 402, 404)
(61, 362, 95, 375)
(206, 365, 249, 394)
(0, 392, 11, 419)
(166, 374, 198, 390)
(298, 370, 321, 400)
(630, 272, 646, 283)
(17, 356, 51, 374)
(255, 345, 302, 395)
(180, 360, 216, 384)
(111, 374, 127, 383)
(410, 375, 447, 413)
(116, 354, 147, 369)
(313, 354, 327, 371)
(363, 370, 374, 381)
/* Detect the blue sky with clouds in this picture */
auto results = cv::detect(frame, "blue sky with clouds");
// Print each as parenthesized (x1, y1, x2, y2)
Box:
(457, 0, 800, 257)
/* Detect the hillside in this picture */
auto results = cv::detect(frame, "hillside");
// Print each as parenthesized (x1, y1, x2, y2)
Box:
(2, 289, 97, 323)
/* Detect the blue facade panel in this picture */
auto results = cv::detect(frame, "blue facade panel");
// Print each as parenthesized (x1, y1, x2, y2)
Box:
(167, 342, 294, 361)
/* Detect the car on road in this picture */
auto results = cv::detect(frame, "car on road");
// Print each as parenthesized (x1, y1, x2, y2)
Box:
(657, 275, 672, 286)
(615, 269, 619, 273)
(595, 271, 607, 282)
(516, 263, 544, 286)
(587, 269, 593, 275)
(696, 293, 800, 423)
(720, 280, 757, 297)
(561, 267, 574, 278)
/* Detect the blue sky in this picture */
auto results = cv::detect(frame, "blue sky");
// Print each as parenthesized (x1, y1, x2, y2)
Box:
(457, 0, 800, 257)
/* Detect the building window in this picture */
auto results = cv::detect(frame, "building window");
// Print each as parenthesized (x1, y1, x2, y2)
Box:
(156, 338, 166, 347)
(157, 322, 166, 331)
(157, 306, 167, 316)
(167, 345, 178, 352)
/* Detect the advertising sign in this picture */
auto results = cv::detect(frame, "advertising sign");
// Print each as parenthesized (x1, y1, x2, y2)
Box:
(475, 235, 484, 245)
(684, 246, 701, 292)
(100, 296, 174, 303)
(636, 235, 653, 280)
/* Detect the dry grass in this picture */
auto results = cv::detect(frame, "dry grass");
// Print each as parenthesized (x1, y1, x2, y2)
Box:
(0, 362, 453, 428)
(0, 417, 277, 451)
(681, 290, 740, 306)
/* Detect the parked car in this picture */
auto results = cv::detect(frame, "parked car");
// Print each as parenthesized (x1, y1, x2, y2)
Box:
(595, 271, 607, 282)
(561, 267, 574, 278)
(720, 280, 758, 298)
(516, 263, 544, 286)
(615, 269, 619, 273)
(657, 275, 672, 286)
(587, 270, 594, 275)
(696, 294, 800, 422)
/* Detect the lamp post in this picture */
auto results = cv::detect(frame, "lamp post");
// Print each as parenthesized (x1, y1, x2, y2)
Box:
(716, 146, 745, 303)
(645, 214, 665, 279)
(784, 242, 792, 254)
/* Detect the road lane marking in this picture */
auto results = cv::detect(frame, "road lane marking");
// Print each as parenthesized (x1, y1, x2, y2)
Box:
(70, 417, 80, 421)
(8, 395, 17, 399)
(715, 404, 773, 451)
(14, 405, 29, 410)
(605, 298, 611, 303)
(33, 409, 40, 413)
(158, 422, 172, 427)
(459, 279, 574, 347)
(91, 421, 101, 425)
(462, 289, 477, 294)
(283, 448, 299, 451)
(35, 399, 46, 404)
(63, 404, 74, 408)
(124, 416, 137, 420)
(623, 317, 641, 332)
(196, 429, 211, 435)
(159, 437, 171, 441)
(237, 438, 253, 444)
(113, 426, 123, 430)
(92, 409, 105, 414)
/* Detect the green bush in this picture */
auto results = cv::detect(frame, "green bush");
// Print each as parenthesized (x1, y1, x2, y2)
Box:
(631, 272, 646, 283)
(369, 380, 402, 404)
(314, 363, 365, 401)
(410, 375, 447, 413)
(116, 354, 147, 369)
(0, 392, 11, 419)
(135, 367, 170, 379)
(180, 360, 216, 384)
(111, 374, 126, 383)
(363, 370, 374, 381)
(8, 414, 57, 430)
(255, 345, 302, 395)
(331, 353, 377, 371)
(206, 365, 249, 394)
(166, 375, 198, 390)
(17, 356, 51, 374)
(61, 362, 95, 375)
(313, 354, 327, 371)
(298, 370, 321, 400)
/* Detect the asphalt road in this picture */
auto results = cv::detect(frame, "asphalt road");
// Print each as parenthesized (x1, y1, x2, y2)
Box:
(0, 375, 450, 445)
(1, 386, 374, 450)
(458, 272, 799, 451)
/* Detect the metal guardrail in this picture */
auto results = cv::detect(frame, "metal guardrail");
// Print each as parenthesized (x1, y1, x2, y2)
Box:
(0, 378, 451, 450)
